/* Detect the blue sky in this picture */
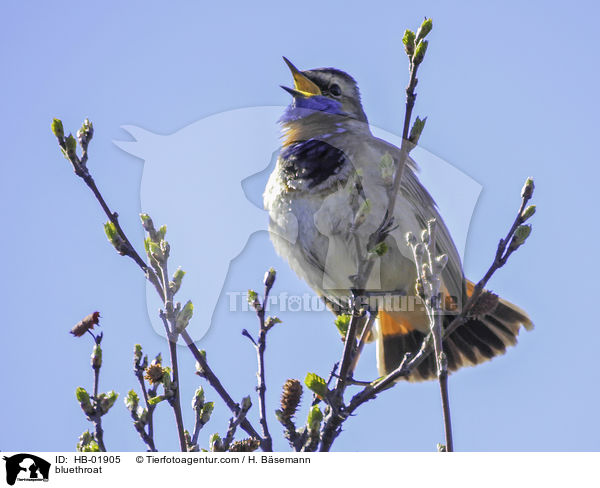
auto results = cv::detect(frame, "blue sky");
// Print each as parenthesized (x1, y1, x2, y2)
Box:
(1, 1, 599, 452)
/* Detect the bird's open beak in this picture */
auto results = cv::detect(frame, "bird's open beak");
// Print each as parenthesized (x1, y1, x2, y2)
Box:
(281, 57, 321, 97)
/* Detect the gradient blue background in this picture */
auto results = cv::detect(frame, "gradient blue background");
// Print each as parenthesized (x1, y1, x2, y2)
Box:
(1, 1, 598, 451)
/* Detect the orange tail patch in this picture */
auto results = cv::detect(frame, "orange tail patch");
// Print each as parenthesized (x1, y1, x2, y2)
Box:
(377, 280, 533, 381)
(379, 310, 415, 336)
(466, 279, 475, 296)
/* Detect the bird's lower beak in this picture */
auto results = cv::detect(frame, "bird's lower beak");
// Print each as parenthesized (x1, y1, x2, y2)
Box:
(282, 57, 321, 97)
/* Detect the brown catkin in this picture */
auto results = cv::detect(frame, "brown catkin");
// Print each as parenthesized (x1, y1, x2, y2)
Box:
(280, 379, 303, 419)
(70, 311, 100, 337)
(470, 291, 499, 317)
(228, 438, 261, 452)
(144, 362, 165, 385)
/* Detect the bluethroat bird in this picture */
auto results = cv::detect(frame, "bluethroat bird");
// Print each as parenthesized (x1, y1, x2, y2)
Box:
(264, 57, 533, 381)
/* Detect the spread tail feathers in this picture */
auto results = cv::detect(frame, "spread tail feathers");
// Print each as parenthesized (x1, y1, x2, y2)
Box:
(376, 281, 533, 382)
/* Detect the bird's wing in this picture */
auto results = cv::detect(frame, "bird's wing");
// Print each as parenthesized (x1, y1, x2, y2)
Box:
(371, 137, 466, 301)
(401, 162, 465, 300)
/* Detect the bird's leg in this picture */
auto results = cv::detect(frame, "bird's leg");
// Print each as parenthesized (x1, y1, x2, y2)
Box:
(369, 210, 398, 251)
(350, 305, 378, 374)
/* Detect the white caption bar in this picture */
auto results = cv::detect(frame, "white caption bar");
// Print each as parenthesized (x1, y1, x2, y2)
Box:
(1, 452, 597, 487)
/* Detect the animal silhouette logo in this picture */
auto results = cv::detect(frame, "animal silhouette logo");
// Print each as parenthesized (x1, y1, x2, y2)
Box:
(114, 107, 481, 338)
(3, 453, 51, 485)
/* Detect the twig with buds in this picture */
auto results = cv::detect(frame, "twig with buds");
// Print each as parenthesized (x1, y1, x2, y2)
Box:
(71, 313, 117, 452)
(218, 396, 253, 452)
(52, 118, 263, 449)
(276, 379, 303, 451)
(126, 345, 159, 451)
(243, 268, 282, 452)
(318, 178, 535, 451)
(444, 178, 536, 338)
(407, 219, 453, 451)
(188, 387, 214, 450)
(319, 17, 434, 452)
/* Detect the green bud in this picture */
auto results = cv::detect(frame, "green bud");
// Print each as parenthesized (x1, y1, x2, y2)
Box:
(263, 267, 277, 289)
(413, 40, 429, 65)
(521, 204, 536, 222)
(98, 391, 118, 415)
(125, 390, 140, 412)
(200, 401, 214, 425)
(78, 430, 93, 444)
(162, 368, 173, 390)
(247, 290, 260, 311)
(209, 433, 222, 452)
(134, 344, 143, 367)
(65, 133, 78, 159)
(76, 387, 95, 416)
(175, 300, 194, 332)
(184, 430, 194, 451)
(247, 289, 258, 303)
(515, 224, 532, 243)
(77, 430, 100, 452)
(416, 18, 433, 43)
(77, 118, 94, 148)
(147, 240, 163, 261)
(104, 221, 117, 241)
(304, 372, 329, 399)
(194, 351, 207, 375)
(148, 394, 166, 406)
(80, 442, 101, 452)
(334, 314, 351, 337)
(192, 387, 205, 411)
(521, 177, 535, 200)
(91, 344, 102, 369)
(510, 224, 532, 250)
(51, 118, 64, 140)
(76, 386, 91, 403)
(402, 29, 416, 56)
(307, 405, 323, 432)
(104, 221, 127, 255)
(370, 241, 388, 257)
(408, 116, 427, 146)
(170, 267, 186, 295)
(139, 213, 156, 234)
(157, 225, 167, 241)
(265, 316, 282, 329)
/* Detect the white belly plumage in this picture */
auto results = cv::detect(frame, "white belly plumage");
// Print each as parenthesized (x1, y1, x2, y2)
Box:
(263, 159, 432, 309)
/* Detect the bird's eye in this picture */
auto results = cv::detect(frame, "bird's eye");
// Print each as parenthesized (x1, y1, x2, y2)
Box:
(329, 84, 342, 97)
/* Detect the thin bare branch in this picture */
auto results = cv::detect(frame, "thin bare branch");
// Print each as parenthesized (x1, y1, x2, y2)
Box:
(53, 121, 263, 449)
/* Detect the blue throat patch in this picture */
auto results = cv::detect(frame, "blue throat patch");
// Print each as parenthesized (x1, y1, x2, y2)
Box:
(279, 95, 346, 123)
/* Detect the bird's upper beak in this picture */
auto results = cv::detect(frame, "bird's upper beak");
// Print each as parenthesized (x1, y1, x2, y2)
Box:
(281, 57, 322, 97)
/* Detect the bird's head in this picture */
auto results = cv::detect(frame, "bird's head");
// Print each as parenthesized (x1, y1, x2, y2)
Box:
(280, 57, 368, 124)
